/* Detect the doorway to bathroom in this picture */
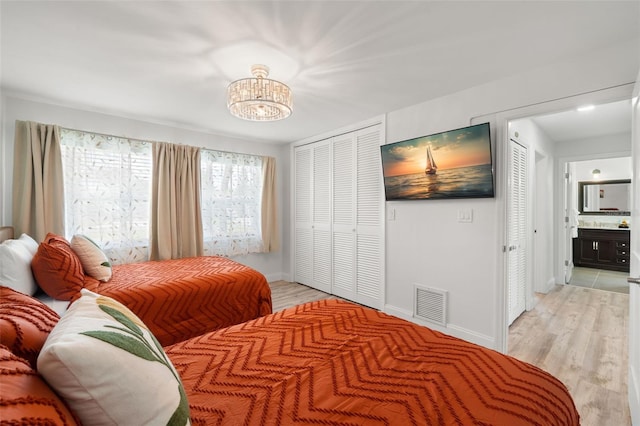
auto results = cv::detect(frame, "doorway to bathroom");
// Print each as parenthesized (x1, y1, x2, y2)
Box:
(565, 156, 632, 295)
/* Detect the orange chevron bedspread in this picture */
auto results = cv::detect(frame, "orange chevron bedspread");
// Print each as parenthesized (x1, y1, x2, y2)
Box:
(84, 256, 272, 346)
(166, 299, 579, 426)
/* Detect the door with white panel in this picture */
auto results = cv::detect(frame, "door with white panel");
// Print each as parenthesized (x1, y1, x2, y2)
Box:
(331, 125, 384, 309)
(294, 147, 313, 286)
(311, 141, 332, 293)
(332, 132, 357, 301)
(294, 141, 332, 293)
(295, 122, 384, 309)
(354, 126, 384, 309)
(507, 139, 528, 325)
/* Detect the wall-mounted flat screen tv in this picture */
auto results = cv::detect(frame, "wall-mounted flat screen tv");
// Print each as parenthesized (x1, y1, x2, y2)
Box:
(380, 122, 494, 201)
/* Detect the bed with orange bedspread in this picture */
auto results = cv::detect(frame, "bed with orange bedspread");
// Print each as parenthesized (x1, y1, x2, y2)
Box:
(0, 227, 272, 347)
(82, 256, 272, 346)
(166, 298, 579, 425)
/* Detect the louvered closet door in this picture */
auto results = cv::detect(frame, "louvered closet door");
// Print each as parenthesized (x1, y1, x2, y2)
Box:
(294, 146, 313, 286)
(507, 139, 527, 325)
(355, 125, 384, 309)
(332, 133, 357, 301)
(295, 123, 384, 308)
(311, 141, 332, 293)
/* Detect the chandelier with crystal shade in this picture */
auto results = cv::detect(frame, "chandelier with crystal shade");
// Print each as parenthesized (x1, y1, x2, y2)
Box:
(227, 64, 292, 121)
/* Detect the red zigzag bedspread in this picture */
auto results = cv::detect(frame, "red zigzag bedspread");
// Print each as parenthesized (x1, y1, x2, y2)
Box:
(83, 256, 272, 347)
(165, 299, 579, 426)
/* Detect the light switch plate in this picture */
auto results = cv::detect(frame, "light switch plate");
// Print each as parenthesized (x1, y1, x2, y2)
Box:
(457, 208, 473, 223)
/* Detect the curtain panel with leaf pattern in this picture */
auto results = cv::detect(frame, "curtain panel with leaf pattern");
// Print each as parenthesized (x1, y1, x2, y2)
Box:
(60, 129, 152, 264)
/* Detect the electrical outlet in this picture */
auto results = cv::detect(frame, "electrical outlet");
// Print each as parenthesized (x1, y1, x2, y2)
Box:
(388, 207, 396, 221)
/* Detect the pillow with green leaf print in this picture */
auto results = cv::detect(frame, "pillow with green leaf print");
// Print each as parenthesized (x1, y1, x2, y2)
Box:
(70, 234, 112, 282)
(37, 289, 190, 426)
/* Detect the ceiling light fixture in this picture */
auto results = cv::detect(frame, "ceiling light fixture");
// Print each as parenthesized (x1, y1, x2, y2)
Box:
(592, 168, 601, 179)
(227, 64, 292, 121)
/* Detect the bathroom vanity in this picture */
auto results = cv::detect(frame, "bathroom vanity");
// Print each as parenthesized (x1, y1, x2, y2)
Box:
(573, 228, 630, 272)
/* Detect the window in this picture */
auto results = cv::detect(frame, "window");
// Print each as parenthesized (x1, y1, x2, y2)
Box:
(200, 150, 263, 256)
(60, 129, 152, 264)
(60, 129, 265, 261)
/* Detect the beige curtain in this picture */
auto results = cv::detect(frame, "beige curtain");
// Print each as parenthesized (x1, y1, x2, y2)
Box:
(261, 156, 279, 252)
(12, 120, 65, 242)
(150, 142, 203, 260)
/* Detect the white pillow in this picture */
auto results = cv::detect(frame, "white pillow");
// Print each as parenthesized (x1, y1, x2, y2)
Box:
(37, 289, 190, 425)
(0, 239, 38, 295)
(70, 235, 112, 282)
(18, 233, 39, 256)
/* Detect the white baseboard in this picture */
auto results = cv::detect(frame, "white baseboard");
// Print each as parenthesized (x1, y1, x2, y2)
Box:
(265, 272, 286, 282)
(545, 277, 556, 293)
(384, 304, 496, 350)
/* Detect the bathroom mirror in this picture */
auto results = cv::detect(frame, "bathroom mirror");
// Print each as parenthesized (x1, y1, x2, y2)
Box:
(578, 179, 631, 215)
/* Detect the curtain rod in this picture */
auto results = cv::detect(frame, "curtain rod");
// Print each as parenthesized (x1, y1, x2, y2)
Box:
(59, 126, 272, 159)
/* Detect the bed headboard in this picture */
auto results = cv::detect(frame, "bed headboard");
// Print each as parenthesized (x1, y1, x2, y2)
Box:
(0, 226, 15, 243)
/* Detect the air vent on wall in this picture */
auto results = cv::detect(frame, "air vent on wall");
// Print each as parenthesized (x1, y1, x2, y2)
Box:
(414, 285, 447, 326)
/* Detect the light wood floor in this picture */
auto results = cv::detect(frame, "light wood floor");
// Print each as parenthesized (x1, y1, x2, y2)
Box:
(509, 284, 630, 426)
(270, 280, 342, 313)
(270, 280, 630, 426)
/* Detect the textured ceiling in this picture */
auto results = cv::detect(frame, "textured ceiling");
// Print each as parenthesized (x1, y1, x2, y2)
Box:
(1, 1, 639, 144)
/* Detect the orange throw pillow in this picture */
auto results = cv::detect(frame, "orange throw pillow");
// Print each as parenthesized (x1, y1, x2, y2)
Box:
(0, 345, 79, 425)
(31, 233, 85, 301)
(0, 286, 60, 368)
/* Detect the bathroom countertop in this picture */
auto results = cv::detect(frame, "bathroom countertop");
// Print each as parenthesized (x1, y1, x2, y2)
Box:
(578, 226, 630, 231)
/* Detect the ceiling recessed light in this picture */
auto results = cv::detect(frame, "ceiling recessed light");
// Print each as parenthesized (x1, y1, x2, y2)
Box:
(577, 105, 595, 112)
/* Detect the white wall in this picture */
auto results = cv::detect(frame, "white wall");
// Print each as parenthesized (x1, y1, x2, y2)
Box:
(0, 92, 4, 224)
(556, 132, 632, 159)
(0, 96, 290, 281)
(383, 41, 637, 350)
(573, 156, 632, 182)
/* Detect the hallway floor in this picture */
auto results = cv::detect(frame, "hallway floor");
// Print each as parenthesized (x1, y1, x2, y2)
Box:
(509, 284, 630, 426)
(569, 266, 629, 294)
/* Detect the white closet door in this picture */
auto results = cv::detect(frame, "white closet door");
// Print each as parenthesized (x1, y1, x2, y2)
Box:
(332, 133, 356, 300)
(294, 147, 312, 285)
(294, 122, 384, 308)
(355, 126, 384, 309)
(508, 139, 527, 325)
(312, 141, 332, 293)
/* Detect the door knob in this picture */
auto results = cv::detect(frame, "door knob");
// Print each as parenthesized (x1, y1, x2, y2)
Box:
(628, 277, 640, 284)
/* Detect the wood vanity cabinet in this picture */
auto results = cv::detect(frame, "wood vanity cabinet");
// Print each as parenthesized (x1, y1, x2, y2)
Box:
(573, 228, 630, 272)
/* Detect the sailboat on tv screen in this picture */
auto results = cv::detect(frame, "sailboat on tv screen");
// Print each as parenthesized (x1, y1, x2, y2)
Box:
(425, 144, 437, 175)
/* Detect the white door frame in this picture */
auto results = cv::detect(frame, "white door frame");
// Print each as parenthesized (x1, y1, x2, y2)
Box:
(494, 84, 634, 353)
(627, 76, 640, 425)
(563, 161, 575, 284)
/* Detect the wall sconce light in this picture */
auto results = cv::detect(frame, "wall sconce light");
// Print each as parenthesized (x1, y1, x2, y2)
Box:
(592, 169, 601, 179)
